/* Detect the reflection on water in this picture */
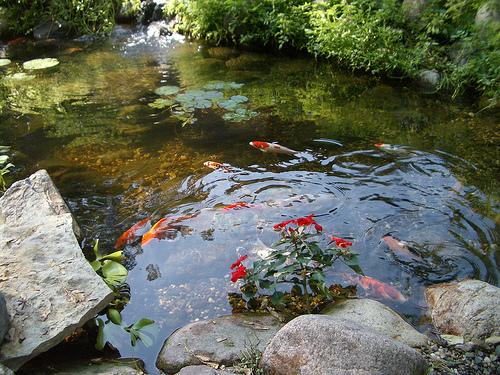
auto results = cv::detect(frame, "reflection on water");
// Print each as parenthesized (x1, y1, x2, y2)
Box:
(1, 25, 499, 374)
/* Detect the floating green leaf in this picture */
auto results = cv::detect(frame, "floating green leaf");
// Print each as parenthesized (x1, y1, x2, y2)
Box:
(154, 85, 180, 96)
(0, 59, 11, 67)
(95, 318, 105, 350)
(23, 58, 59, 70)
(230, 95, 248, 103)
(204, 81, 244, 90)
(148, 98, 175, 109)
(222, 108, 258, 122)
(0, 155, 8, 165)
(218, 99, 241, 111)
(3, 72, 35, 81)
(101, 260, 128, 287)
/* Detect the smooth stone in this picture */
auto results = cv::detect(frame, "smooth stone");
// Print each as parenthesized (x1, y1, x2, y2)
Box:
(52, 358, 145, 374)
(175, 365, 237, 375)
(0, 364, 13, 375)
(0, 293, 9, 344)
(426, 279, 500, 343)
(440, 334, 464, 346)
(322, 298, 428, 348)
(156, 313, 283, 374)
(261, 315, 428, 375)
(402, 0, 429, 21)
(417, 69, 440, 91)
(0, 170, 114, 370)
(475, 1, 500, 26)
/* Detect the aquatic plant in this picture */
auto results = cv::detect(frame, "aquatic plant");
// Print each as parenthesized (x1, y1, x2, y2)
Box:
(230, 215, 362, 313)
(89, 240, 155, 350)
(150, 81, 258, 124)
(23, 58, 60, 70)
(0, 147, 14, 191)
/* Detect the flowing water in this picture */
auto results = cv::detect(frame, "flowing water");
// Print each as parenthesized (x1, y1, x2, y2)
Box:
(1, 25, 499, 373)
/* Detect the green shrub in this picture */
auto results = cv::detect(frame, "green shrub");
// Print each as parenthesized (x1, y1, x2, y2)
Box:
(166, 0, 499, 107)
(0, 0, 122, 35)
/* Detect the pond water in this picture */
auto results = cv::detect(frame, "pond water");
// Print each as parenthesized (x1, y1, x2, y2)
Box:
(1, 25, 499, 374)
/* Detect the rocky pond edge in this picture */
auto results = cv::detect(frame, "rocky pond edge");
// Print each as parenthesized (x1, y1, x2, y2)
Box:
(0, 170, 498, 374)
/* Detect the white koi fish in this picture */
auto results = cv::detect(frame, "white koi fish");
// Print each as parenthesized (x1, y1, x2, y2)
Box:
(249, 141, 298, 155)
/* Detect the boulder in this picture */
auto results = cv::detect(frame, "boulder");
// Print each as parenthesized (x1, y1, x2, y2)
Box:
(52, 358, 146, 374)
(417, 69, 440, 92)
(322, 299, 428, 348)
(0, 170, 114, 370)
(156, 313, 283, 374)
(426, 279, 500, 343)
(475, 1, 500, 27)
(175, 365, 237, 375)
(0, 293, 9, 344)
(261, 315, 428, 375)
(402, 0, 429, 21)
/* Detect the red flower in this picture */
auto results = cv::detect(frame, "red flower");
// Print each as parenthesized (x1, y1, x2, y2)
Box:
(273, 214, 322, 232)
(331, 236, 352, 248)
(230, 255, 248, 270)
(231, 265, 247, 282)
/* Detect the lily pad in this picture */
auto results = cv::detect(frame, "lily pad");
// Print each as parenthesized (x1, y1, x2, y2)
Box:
(0, 59, 11, 67)
(23, 57, 60, 70)
(175, 90, 222, 110)
(204, 81, 244, 90)
(148, 98, 175, 109)
(223, 108, 258, 122)
(154, 85, 180, 96)
(230, 95, 248, 103)
(218, 99, 241, 111)
(3, 72, 35, 81)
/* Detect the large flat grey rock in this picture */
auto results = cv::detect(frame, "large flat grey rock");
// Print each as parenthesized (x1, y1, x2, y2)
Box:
(156, 313, 283, 374)
(322, 298, 428, 348)
(261, 315, 428, 375)
(52, 358, 146, 375)
(175, 365, 237, 375)
(0, 170, 114, 370)
(426, 279, 500, 343)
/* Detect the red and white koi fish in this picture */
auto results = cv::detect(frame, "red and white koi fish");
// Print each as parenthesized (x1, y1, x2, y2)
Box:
(114, 217, 151, 249)
(222, 202, 254, 211)
(249, 141, 297, 156)
(203, 161, 232, 172)
(382, 235, 423, 262)
(343, 274, 407, 303)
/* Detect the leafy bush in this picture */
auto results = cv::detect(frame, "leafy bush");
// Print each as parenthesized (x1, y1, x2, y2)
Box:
(166, 0, 499, 106)
(0, 0, 122, 35)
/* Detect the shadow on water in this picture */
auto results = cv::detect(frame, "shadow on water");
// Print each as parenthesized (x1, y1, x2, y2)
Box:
(1, 25, 498, 374)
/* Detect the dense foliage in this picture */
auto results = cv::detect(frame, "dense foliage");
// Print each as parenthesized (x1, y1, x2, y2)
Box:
(165, 0, 499, 106)
(0, 0, 139, 35)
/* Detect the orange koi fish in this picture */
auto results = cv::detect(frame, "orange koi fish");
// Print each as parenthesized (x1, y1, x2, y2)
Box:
(249, 141, 297, 156)
(7, 37, 26, 46)
(141, 213, 198, 246)
(114, 217, 151, 249)
(382, 235, 423, 262)
(344, 274, 407, 303)
(222, 202, 253, 211)
(203, 161, 232, 172)
(141, 218, 174, 246)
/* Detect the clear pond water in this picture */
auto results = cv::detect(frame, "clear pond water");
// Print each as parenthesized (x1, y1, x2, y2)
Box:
(1, 25, 499, 374)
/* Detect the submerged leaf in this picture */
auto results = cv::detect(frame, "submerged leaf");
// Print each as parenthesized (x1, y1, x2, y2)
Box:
(0, 59, 11, 67)
(148, 98, 175, 109)
(95, 318, 105, 350)
(23, 58, 59, 70)
(154, 85, 180, 96)
(204, 81, 244, 90)
(3, 72, 35, 81)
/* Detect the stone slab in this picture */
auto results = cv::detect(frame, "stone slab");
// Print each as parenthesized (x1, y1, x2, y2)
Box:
(0, 170, 114, 370)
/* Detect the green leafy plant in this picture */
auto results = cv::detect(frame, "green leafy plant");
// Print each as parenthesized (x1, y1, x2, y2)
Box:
(0, 147, 14, 191)
(230, 214, 362, 314)
(89, 240, 155, 350)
